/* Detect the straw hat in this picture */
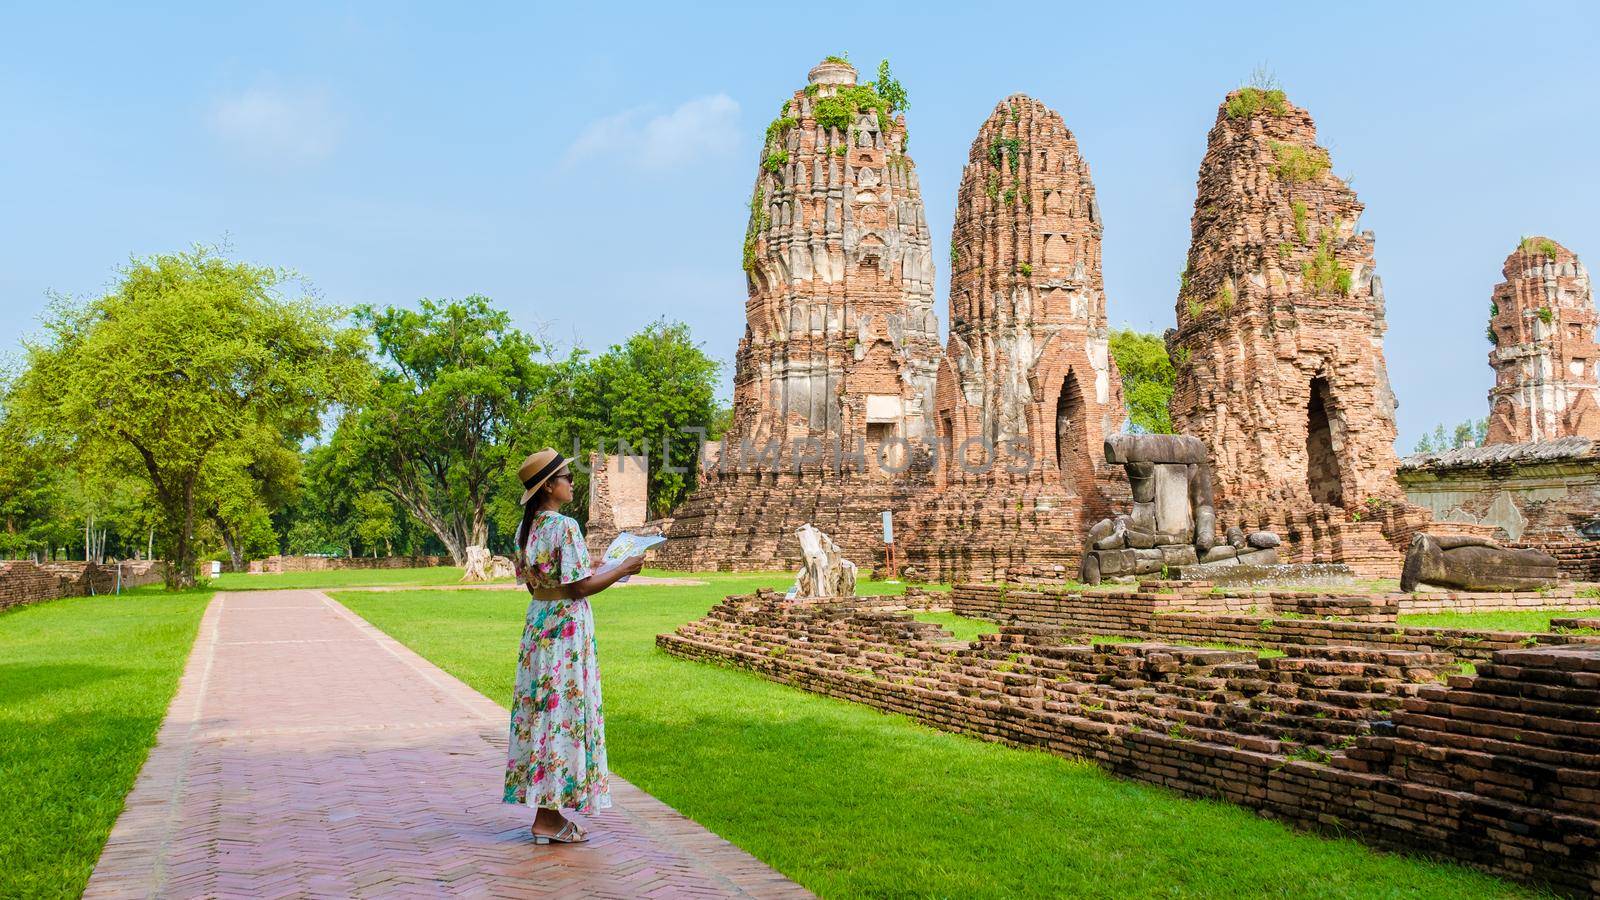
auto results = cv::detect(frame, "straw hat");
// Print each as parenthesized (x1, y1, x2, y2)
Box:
(516, 448, 570, 505)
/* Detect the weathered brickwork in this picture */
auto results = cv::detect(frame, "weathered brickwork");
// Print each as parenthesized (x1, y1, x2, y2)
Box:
(0, 560, 163, 613)
(949, 583, 1598, 664)
(1486, 238, 1600, 444)
(584, 453, 650, 557)
(1400, 437, 1600, 578)
(904, 96, 1124, 583)
(661, 594, 1600, 893)
(658, 59, 942, 573)
(1165, 91, 1435, 575)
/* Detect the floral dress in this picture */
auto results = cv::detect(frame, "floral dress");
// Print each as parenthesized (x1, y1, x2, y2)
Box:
(502, 510, 611, 813)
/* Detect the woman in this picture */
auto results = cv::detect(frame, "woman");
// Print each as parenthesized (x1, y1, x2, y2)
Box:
(503, 448, 644, 844)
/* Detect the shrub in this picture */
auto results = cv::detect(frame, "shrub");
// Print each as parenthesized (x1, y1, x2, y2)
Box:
(1302, 232, 1352, 296)
(761, 150, 788, 173)
(874, 58, 909, 113)
(742, 188, 766, 273)
(1226, 86, 1288, 119)
(1291, 200, 1309, 242)
(1216, 281, 1235, 312)
(1018, 263, 1033, 276)
(1272, 142, 1329, 183)
(1539, 307, 1555, 324)
(1187, 298, 1205, 320)
(1520, 236, 1559, 261)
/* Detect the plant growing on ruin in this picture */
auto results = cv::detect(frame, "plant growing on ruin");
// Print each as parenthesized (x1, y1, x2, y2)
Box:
(742, 188, 766, 273)
(1017, 263, 1033, 276)
(765, 114, 797, 145)
(1278, 242, 1293, 259)
(1187, 298, 1205, 320)
(1003, 188, 1017, 205)
(1291, 201, 1309, 242)
(873, 58, 909, 113)
(1489, 301, 1499, 318)
(1486, 324, 1498, 345)
(1215, 281, 1235, 312)
(1178, 265, 1190, 296)
(950, 243, 959, 267)
(1226, 86, 1288, 119)
(1302, 232, 1352, 296)
(1538, 307, 1554, 325)
(1271, 142, 1329, 184)
(823, 53, 849, 64)
(988, 136, 1023, 173)
(1520, 236, 1558, 261)
(986, 174, 1000, 201)
(761, 149, 789, 173)
(815, 83, 894, 133)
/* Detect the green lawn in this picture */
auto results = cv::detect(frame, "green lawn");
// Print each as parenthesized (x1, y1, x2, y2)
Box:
(335, 573, 1536, 898)
(1397, 606, 1600, 633)
(212, 564, 510, 591)
(911, 610, 998, 642)
(0, 586, 212, 898)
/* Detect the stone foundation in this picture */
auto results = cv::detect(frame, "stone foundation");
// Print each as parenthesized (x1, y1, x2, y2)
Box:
(660, 592, 1600, 893)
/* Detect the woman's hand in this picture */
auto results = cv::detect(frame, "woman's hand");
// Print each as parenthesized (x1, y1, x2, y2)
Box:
(620, 553, 646, 578)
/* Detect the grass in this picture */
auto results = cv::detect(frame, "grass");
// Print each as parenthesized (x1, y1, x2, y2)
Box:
(1398, 607, 1600, 634)
(335, 572, 1536, 898)
(0, 586, 212, 897)
(911, 610, 999, 642)
(212, 565, 509, 591)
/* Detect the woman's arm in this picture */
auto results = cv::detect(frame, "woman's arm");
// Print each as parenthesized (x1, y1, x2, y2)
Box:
(561, 553, 645, 599)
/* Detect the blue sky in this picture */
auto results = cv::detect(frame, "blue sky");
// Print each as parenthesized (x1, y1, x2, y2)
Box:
(3, 2, 1597, 452)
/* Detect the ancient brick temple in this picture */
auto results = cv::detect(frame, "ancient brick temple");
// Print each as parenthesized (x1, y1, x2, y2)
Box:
(1485, 237, 1600, 444)
(1165, 90, 1432, 575)
(657, 59, 942, 571)
(905, 95, 1124, 581)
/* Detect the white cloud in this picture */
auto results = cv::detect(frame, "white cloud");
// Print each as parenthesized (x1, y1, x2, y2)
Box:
(211, 85, 343, 166)
(563, 93, 739, 170)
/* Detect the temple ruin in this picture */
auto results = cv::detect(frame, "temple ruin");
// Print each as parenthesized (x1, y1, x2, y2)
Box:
(907, 95, 1124, 581)
(1485, 237, 1600, 444)
(657, 59, 940, 571)
(1165, 89, 1435, 576)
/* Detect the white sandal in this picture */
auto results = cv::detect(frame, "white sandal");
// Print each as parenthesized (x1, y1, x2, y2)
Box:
(532, 819, 588, 844)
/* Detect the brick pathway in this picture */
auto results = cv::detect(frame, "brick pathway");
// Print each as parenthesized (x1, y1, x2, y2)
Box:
(85, 590, 811, 899)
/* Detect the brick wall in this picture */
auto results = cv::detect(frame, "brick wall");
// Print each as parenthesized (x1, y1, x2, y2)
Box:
(950, 584, 1598, 664)
(0, 560, 165, 613)
(250, 555, 450, 574)
(660, 593, 1600, 894)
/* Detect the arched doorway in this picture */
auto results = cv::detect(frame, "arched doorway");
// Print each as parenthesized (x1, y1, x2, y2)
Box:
(1306, 376, 1344, 506)
(1055, 372, 1085, 483)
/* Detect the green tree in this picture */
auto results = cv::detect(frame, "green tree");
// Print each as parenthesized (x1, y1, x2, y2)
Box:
(1108, 328, 1176, 434)
(1412, 418, 1486, 454)
(341, 297, 547, 564)
(352, 490, 401, 557)
(9, 247, 369, 587)
(549, 319, 723, 520)
(200, 426, 301, 570)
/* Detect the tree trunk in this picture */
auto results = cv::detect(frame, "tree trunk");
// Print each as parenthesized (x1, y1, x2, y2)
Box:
(163, 480, 200, 589)
(213, 514, 244, 573)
